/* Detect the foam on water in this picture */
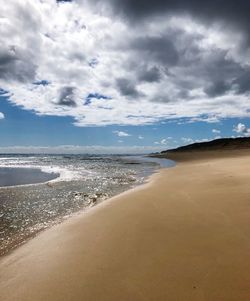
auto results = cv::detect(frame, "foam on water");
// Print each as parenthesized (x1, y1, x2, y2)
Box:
(0, 156, 97, 184)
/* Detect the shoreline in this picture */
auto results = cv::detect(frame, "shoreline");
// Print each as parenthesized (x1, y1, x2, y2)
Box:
(0, 157, 169, 257)
(0, 163, 164, 258)
(2, 150, 250, 300)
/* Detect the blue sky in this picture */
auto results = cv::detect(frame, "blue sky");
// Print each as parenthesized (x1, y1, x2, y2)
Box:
(0, 94, 248, 153)
(1, 0, 250, 153)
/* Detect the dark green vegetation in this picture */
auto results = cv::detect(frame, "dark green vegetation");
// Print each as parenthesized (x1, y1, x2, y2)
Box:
(163, 137, 250, 153)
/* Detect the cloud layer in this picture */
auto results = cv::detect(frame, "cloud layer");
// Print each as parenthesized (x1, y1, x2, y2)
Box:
(1, 0, 250, 126)
(89, 0, 250, 33)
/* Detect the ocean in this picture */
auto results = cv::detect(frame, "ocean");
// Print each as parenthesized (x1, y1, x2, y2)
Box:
(0, 154, 174, 256)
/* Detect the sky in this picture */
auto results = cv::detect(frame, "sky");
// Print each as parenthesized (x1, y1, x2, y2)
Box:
(1, 0, 250, 153)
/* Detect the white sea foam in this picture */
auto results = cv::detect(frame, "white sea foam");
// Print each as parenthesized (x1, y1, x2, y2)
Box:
(0, 156, 96, 183)
(40, 165, 95, 182)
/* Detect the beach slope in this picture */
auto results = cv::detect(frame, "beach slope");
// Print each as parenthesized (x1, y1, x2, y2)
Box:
(1, 151, 250, 300)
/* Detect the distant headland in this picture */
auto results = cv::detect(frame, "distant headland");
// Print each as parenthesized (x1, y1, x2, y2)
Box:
(152, 137, 250, 161)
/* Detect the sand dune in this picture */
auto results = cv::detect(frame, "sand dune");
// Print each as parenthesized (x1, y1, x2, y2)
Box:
(1, 150, 250, 300)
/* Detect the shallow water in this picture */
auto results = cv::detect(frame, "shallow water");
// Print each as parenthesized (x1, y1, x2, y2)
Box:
(0, 154, 174, 256)
(0, 167, 59, 187)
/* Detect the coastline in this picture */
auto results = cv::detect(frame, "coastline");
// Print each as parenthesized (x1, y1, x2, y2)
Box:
(1, 150, 250, 300)
(1, 155, 167, 256)
(0, 161, 164, 257)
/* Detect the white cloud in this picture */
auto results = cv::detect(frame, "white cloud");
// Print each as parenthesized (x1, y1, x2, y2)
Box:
(154, 138, 167, 145)
(113, 130, 131, 137)
(1, 1, 250, 126)
(181, 137, 194, 144)
(212, 129, 221, 134)
(138, 135, 144, 139)
(233, 123, 250, 136)
(0, 112, 5, 119)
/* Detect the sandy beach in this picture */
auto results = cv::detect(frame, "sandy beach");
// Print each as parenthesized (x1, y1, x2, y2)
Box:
(1, 150, 250, 300)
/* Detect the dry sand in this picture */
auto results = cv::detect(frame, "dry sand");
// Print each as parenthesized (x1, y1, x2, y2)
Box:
(1, 150, 250, 300)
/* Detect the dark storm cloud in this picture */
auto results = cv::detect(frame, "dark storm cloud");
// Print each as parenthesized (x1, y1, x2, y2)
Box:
(116, 78, 141, 98)
(130, 36, 179, 66)
(200, 53, 250, 97)
(0, 46, 36, 83)
(91, 0, 250, 36)
(204, 81, 232, 97)
(171, 49, 245, 98)
(233, 69, 250, 94)
(120, 28, 204, 84)
(57, 86, 77, 106)
(117, 19, 250, 102)
(137, 66, 162, 83)
(119, 26, 250, 102)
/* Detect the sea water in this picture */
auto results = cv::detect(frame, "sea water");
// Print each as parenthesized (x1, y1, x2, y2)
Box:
(0, 154, 174, 255)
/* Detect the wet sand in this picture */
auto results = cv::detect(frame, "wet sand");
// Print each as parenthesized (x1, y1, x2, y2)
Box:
(1, 150, 250, 300)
